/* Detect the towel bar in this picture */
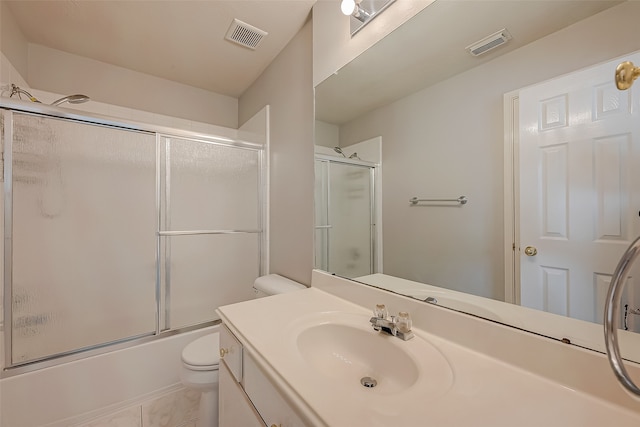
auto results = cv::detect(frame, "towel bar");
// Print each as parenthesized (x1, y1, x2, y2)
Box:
(409, 196, 468, 205)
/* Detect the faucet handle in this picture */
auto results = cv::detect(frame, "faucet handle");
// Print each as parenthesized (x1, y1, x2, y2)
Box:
(374, 304, 388, 319)
(396, 311, 412, 334)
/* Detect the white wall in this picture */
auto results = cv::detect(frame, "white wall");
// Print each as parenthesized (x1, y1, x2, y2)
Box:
(239, 20, 314, 286)
(337, 1, 640, 301)
(314, 119, 339, 148)
(343, 137, 381, 164)
(27, 44, 238, 128)
(0, 1, 28, 83)
(1, 51, 27, 89)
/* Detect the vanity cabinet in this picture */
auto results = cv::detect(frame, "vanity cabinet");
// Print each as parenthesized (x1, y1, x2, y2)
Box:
(219, 325, 308, 427)
(219, 361, 265, 427)
(219, 323, 243, 381)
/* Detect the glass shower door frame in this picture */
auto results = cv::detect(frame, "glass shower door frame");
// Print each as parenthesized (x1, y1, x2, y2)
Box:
(158, 134, 265, 331)
(1, 103, 265, 374)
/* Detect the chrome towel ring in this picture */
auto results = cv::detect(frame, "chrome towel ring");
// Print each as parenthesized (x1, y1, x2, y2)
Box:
(604, 236, 640, 397)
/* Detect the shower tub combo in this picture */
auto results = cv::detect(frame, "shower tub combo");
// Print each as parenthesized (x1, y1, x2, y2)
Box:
(0, 96, 267, 426)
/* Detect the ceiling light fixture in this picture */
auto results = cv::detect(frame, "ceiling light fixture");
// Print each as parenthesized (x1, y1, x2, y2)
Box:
(341, 0, 356, 15)
(341, 0, 396, 37)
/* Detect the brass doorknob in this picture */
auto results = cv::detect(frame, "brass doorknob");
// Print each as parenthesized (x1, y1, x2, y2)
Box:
(220, 348, 229, 358)
(524, 246, 537, 256)
(615, 61, 640, 90)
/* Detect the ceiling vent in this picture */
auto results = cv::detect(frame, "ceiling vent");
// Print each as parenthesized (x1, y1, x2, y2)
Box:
(225, 19, 268, 50)
(466, 29, 512, 56)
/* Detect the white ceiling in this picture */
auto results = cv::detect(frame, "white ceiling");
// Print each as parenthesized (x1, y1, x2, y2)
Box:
(5, 0, 316, 98)
(5, 0, 624, 114)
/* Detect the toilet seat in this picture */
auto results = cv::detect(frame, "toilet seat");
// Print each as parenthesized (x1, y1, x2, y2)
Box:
(181, 333, 220, 371)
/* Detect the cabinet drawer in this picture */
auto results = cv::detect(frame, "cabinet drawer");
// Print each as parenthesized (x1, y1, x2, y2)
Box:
(243, 352, 308, 427)
(220, 324, 243, 382)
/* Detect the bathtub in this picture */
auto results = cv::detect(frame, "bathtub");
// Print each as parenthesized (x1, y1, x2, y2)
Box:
(0, 325, 219, 427)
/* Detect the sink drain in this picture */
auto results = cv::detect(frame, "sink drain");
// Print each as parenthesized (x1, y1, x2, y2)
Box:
(360, 376, 377, 388)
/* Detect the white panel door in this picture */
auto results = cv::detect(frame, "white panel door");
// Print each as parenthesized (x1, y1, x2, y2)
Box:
(519, 53, 640, 328)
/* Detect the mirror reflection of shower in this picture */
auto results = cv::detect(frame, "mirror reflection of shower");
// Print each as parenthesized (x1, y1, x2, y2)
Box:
(334, 146, 361, 160)
(8, 84, 90, 106)
(314, 156, 377, 278)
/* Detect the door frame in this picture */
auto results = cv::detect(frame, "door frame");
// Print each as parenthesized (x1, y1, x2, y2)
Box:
(503, 90, 520, 305)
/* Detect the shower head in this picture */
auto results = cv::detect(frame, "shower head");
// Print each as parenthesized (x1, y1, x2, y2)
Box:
(8, 84, 90, 107)
(334, 147, 346, 157)
(50, 94, 90, 106)
(349, 152, 361, 160)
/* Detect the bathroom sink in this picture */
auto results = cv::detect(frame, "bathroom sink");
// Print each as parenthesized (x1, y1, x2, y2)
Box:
(297, 322, 419, 393)
(291, 312, 453, 397)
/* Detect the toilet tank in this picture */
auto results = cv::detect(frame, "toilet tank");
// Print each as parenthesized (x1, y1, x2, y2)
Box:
(252, 274, 305, 298)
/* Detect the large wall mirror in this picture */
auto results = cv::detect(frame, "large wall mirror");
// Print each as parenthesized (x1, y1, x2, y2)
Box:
(314, 0, 640, 361)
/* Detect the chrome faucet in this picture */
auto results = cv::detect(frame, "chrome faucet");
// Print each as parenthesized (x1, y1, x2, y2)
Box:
(369, 304, 414, 341)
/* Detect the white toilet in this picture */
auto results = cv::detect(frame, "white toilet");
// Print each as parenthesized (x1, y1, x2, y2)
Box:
(180, 275, 305, 427)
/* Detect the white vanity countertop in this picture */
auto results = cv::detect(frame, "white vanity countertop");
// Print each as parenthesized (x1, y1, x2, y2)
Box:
(218, 287, 640, 427)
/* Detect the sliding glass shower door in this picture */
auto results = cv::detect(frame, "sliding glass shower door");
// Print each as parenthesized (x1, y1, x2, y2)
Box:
(9, 113, 157, 364)
(314, 158, 375, 278)
(2, 109, 264, 368)
(161, 137, 261, 329)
